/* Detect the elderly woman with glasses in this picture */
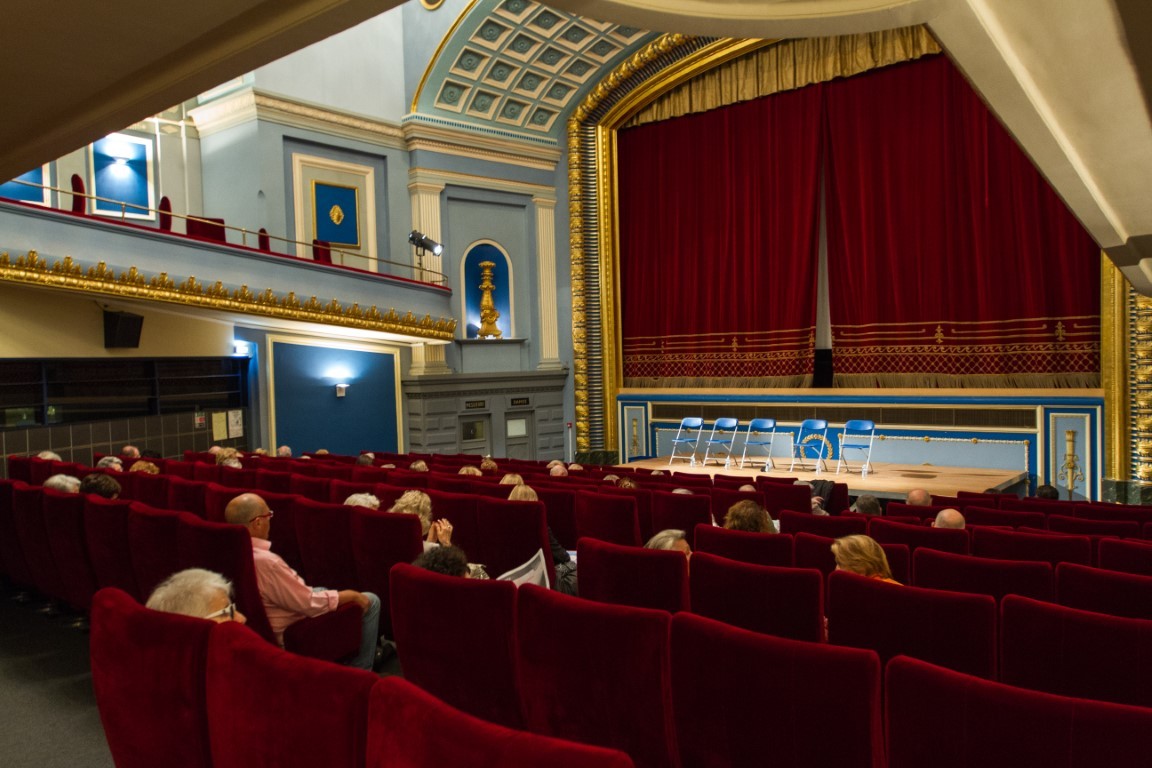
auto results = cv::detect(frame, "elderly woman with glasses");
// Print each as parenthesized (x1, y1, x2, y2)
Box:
(146, 568, 247, 624)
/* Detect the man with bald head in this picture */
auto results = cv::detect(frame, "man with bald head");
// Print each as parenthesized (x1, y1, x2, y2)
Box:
(932, 508, 966, 529)
(225, 493, 380, 670)
(906, 488, 932, 507)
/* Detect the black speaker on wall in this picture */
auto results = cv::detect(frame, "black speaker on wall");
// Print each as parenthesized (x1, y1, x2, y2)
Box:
(103, 310, 144, 348)
(813, 348, 833, 388)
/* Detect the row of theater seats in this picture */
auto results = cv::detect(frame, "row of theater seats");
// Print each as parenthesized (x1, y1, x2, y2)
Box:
(90, 588, 635, 768)
(571, 536, 1152, 682)
(386, 564, 1152, 767)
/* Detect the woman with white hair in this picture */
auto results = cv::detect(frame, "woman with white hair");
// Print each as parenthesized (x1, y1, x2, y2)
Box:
(343, 493, 380, 509)
(146, 568, 247, 624)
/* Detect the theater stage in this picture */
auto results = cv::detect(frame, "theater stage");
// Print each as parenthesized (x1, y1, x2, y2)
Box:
(620, 458, 1028, 500)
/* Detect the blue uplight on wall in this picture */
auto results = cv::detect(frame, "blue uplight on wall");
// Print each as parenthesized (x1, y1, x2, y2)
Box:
(463, 242, 513, 338)
(90, 133, 154, 219)
(0, 166, 49, 205)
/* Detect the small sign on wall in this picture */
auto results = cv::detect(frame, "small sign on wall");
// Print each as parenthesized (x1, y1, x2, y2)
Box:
(227, 409, 244, 439)
(511, 397, 530, 406)
(465, 400, 487, 410)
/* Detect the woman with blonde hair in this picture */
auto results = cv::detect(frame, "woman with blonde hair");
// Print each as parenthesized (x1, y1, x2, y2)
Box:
(507, 484, 578, 595)
(831, 535, 899, 584)
(388, 490, 451, 551)
(499, 472, 524, 486)
(458, 465, 482, 476)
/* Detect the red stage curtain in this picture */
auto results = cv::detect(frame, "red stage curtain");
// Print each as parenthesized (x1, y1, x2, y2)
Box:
(823, 55, 1100, 386)
(617, 84, 824, 387)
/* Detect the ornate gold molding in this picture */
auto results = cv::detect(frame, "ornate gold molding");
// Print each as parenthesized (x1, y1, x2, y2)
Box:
(0, 251, 456, 341)
(1102, 254, 1129, 479)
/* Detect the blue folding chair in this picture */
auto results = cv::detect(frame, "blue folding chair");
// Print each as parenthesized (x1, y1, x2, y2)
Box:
(668, 417, 704, 466)
(788, 418, 829, 473)
(739, 418, 777, 470)
(836, 419, 876, 475)
(702, 418, 739, 467)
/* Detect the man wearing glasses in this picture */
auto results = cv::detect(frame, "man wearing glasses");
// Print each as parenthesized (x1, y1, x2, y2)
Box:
(146, 568, 247, 624)
(225, 492, 381, 671)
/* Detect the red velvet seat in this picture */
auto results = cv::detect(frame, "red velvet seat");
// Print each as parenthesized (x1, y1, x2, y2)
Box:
(288, 473, 331, 501)
(827, 570, 997, 678)
(256, 490, 306, 574)
(1097, 536, 1152, 576)
(672, 612, 883, 768)
(166, 476, 207, 514)
(534, 485, 578, 550)
(424, 489, 480, 553)
(291, 497, 357, 588)
(328, 478, 378, 504)
(162, 460, 195, 479)
(1001, 594, 1152, 708)
(41, 488, 98, 611)
(474, 496, 554, 584)
(649, 490, 712, 547)
(999, 496, 1076, 515)
(127, 503, 185, 598)
(598, 487, 655, 541)
(12, 482, 67, 602)
(83, 495, 139, 599)
(1074, 501, 1152, 526)
(793, 531, 911, 584)
(758, 481, 812, 518)
(706, 487, 759, 527)
(202, 482, 253, 523)
(882, 501, 946, 520)
(253, 468, 294, 494)
(7, 454, 33, 483)
(930, 494, 992, 510)
(577, 537, 689, 613)
(970, 525, 1091, 566)
(1046, 513, 1140, 538)
(693, 524, 793, 567)
(1056, 561, 1152, 620)
(206, 621, 376, 768)
(186, 216, 227, 243)
(390, 563, 522, 728)
(0, 479, 34, 589)
(960, 504, 1045, 528)
(575, 491, 642, 546)
(349, 509, 427, 640)
(191, 462, 222, 483)
(517, 585, 676, 768)
(368, 676, 636, 768)
(689, 552, 823, 641)
(868, 517, 970, 555)
(912, 547, 1053, 602)
(778, 508, 868, 537)
(158, 195, 172, 231)
(90, 588, 213, 768)
(128, 471, 171, 509)
(886, 655, 1152, 768)
(313, 462, 354, 481)
(956, 490, 1004, 504)
(217, 466, 258, 489)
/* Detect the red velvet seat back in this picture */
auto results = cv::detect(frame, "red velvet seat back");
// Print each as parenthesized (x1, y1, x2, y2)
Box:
(705, 488, 759, 527)
(7, 454, 32, 483)
(314, 462, 354, 481)
(578, 537, 690, 613)
(534, 485, 578, 550)
(0, 478, 33, 587)
(758, 482, 813, 517)
(575, 491, 642, 546)
(191, 462, 221, 483)
(217, 466, 258, 489)
(424, 489, 480, 553)
(390, 563, 522, 728)
(956, 490, 1003, 505)
(474, 497, 555, 584)
(693, 524, 793, 567)
(41, 488, 98, 611)
(388, 469, 430, 488)
(258, 490, 306, 574)
(517, 585, 676, 768)
(427, 474, 473, 493)
(961, 504, 1045, 528)
(792, 531, 907, 582)
(650, 490, 713, 547)
(598, 487, 654, 541)
(84, 496, 139, 599)
(886, 655, 1152, 768)
(90, 588, 213, 768)
(999, 496, 1076, 515)
(689, 552, 823, 641)
(778, 508, 868, 537)
(1056, 562, 1152, 620)
(351, 509, 424, 639)
(868, 516, 970, 555)
(12, 482, 66, 601)
(672, 612, 883, 768)
(328, 478, 377, 504)
(1047, 513, 1139, 538)
(1001, 594, 1152, 708)
(828, 570, 997, 678)
(253, 468, 293, 494)
(129, 472, 171, 509)
(28, 457, 58, 486)
(1097, 537, 1152, 576)
(202, 482, 254, 523)
(165, 460, 196, 479)
(930, 494, 992, 510)
(205, 621, 377, 768)
(127, 504, 184, 598)
(912, 547, 1053, 602)
(291, 497, 357, 588)
(367, 677, 636, 768)
(970, 525, 1091, 566)
(166, 476, 207, 514)
(883, 501, 946, 520)
(288, 473, 331, 501)
(1075, 501, 1152, 526)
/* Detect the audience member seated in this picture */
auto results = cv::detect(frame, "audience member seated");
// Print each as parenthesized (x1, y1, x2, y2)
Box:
(724, 499, 776, 533)
(738, 483, 757, 493)
(215, 448, 242, 468)
(672, 487, 694, 495)
(146, 568, 247, 625)
(413, 545, 471, 578)
(81, 473, 121, 499)
(224, 493, 380, 670)
(550, 464, 569, 477)
(499, 473, 524, 485)
(129, 460, 159, 475)
(797, 481, 828, 515)
(854, 494, 882, 516)
(933, 508, 966, 529)
(509, 484, 577, 595)
(410, 459, 429, 472)
(568, 463, 584, 472)
(208, 445, 223, 455)
(43, 474, 80, 493)
(617, 476, 639, 489)
(120, 445, 141, 459)
(1035, 483, 1060, 500)
(547, 459, 564, 470)
(833, 534, 900, 584)
(906, 488, 932, 507)
(458, 466, 482, 476)
(314, 449, 330, 455)
(37, 450, 63, 461)
(344, 493, 380, 509)
(96, 456, 124, 472)
(480, 457, 498, 473)
(276, 445, 293, 457)
(602, 474, 620, 485)
(356, 452, 375, 466)
(645, 528, 692, 558)
(389, 489, 452, 551)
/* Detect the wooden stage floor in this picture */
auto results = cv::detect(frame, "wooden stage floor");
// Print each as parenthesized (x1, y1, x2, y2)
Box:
(620, 458, 1028, 500)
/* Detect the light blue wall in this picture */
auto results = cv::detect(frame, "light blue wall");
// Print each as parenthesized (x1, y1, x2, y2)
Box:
(402, 0, 473, 109)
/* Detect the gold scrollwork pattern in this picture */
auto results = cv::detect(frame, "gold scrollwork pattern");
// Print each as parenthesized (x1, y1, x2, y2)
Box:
(0, 251, 456, 340)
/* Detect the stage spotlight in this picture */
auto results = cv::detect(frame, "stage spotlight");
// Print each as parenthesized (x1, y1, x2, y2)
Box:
(408, 230, 443, 256)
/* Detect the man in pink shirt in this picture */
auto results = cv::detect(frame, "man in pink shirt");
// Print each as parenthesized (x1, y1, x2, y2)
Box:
(225, 493, 380, 670)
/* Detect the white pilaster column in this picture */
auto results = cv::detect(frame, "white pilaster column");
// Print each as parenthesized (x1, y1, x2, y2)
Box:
(409, 180, 446, 284)
(533, 196, 563, 370)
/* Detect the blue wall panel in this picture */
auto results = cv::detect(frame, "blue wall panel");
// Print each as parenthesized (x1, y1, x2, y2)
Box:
(272, 342, 398, 455)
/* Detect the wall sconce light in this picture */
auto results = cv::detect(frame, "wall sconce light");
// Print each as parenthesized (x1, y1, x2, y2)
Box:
(408, 230, 444, 256)
(232, 341, 249, 356)
(335, 383, 349, 398)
